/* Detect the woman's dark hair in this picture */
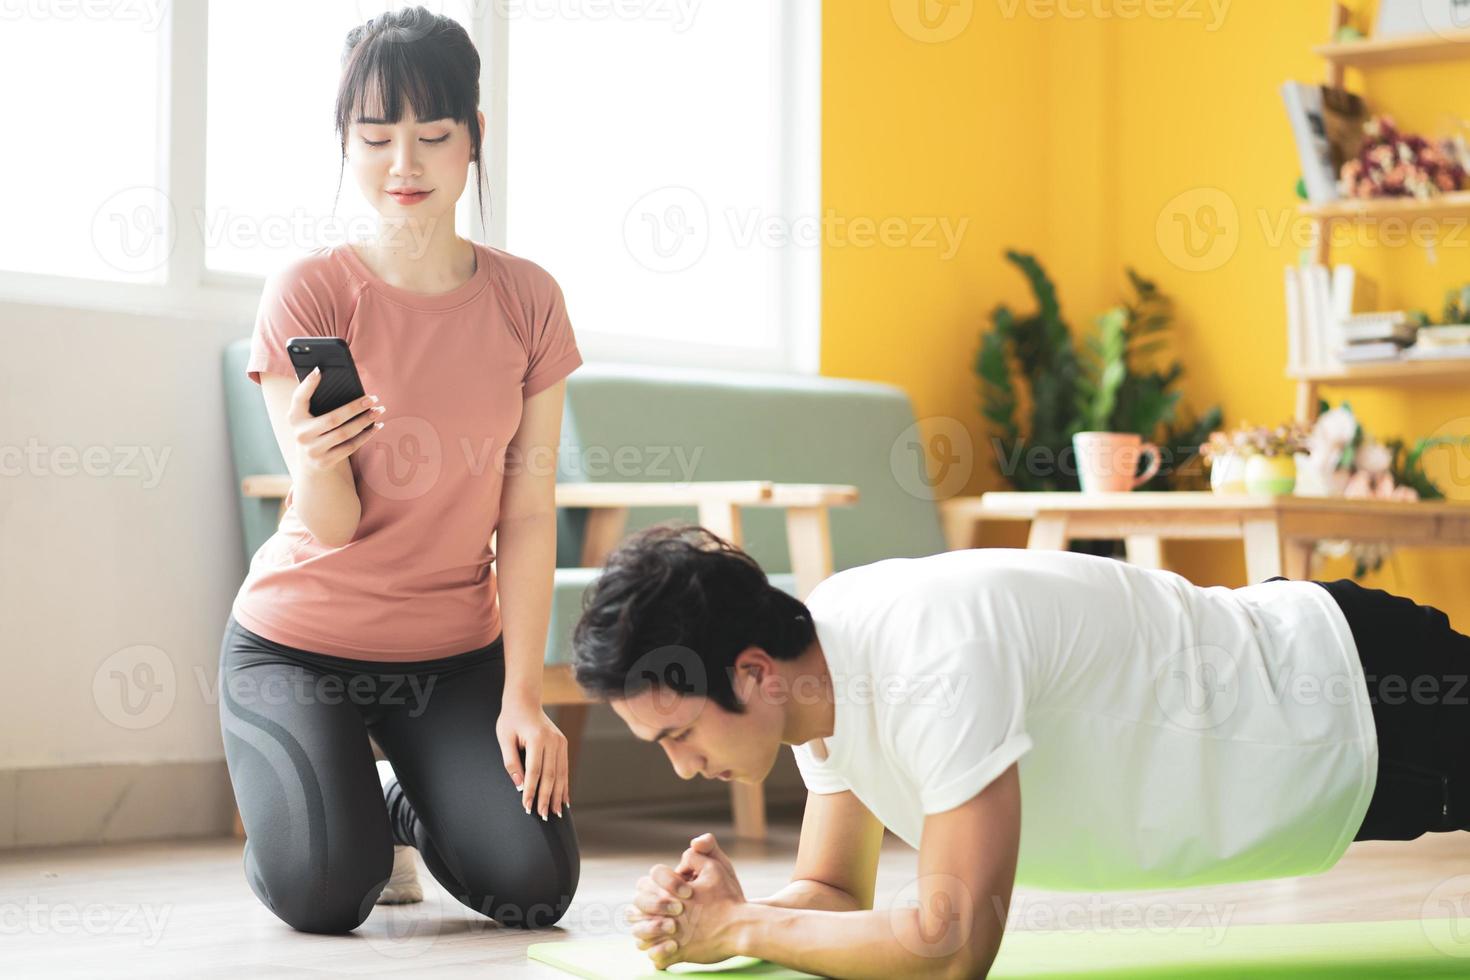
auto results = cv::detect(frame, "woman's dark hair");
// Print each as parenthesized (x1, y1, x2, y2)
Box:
(333, 6, 488, 231)
(572, 523, 817, 714)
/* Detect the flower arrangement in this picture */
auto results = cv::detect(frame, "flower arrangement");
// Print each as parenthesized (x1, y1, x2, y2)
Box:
(1200, 422, 1311, 496)
(1200, 421, 1310, 462)
(1339, 116, 1468, 201)
(1302, 403, 1437, 502)
(1303, 403, 1470, 576)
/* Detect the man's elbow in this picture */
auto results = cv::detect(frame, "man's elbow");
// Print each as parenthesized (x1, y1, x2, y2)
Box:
(939, 946, 997, 980)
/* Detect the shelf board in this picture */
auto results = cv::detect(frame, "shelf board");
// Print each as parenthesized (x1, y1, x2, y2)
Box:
(1299, 190, 1470, 222)
(1315, 30, 1470, 69)
(1288, 356, 1470, 385)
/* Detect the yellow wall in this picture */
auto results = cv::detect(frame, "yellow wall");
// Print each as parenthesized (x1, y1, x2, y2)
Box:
(822, 1, 1470, 623)
(821, 1, 1044, 556)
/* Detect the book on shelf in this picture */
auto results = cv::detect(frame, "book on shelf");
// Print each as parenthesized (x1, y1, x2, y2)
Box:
(1285, 263, 1398, 371)
(1375, 0, 1470, 39)
(1280, 82, 1366, 204)
(1404, 343, 1470, 360)
(1340, 312, 1417, 345)
(1338, 341, 1403, 363)
(1284, 266, 1304, 373)
(1416, 324, 1470, 348)
(1285, 263, 1336, 371)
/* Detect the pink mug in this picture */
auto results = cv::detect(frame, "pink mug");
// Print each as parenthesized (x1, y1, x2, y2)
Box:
(1072, 431, 1162, 493)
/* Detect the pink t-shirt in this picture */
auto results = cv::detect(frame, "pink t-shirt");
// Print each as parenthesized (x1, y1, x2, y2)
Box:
(230, 240, 582, 660)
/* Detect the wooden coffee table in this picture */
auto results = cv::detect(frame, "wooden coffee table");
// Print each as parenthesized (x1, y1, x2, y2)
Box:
(941, 491, 1470, 583)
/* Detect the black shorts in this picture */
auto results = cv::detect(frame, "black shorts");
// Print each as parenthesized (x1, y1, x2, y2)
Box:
(1308, 578, 1470, 841)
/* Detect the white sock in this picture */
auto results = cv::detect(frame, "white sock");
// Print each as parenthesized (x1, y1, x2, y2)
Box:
(376, 759, 396, 793)
(378, 845, 424, 905)
(374, 759, 424, 905)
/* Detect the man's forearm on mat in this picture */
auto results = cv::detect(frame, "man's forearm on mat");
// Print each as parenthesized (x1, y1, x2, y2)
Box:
(729, 903, 999, 979)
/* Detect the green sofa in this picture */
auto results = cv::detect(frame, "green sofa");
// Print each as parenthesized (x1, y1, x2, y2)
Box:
(222, 344, 951, 834)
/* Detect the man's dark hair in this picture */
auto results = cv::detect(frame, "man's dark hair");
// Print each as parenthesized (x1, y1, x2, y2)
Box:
(572, 523, 816, 713)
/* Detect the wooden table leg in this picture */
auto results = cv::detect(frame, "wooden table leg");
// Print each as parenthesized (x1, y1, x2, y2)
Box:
(1124, 535, 1165, 570)
(697, 501, 766, 840)
(557, 704, 591, 780)
(1282, 539, 1314, 581)
(786, 506, 834, 600)
(580, 506, 630, 566)
(941, 506, 982, 551)
(1027, 515, 1069, 551)
(697, 501, 742, 548)
(1242, 518, 1285, 583)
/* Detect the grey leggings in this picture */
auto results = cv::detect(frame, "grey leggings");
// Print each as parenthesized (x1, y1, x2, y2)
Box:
(217, 614, 579, 933)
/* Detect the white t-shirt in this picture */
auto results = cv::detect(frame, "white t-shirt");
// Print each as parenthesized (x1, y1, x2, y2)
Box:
(792, 548, 1378, 891)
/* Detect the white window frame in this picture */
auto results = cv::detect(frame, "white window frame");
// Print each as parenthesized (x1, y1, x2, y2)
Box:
(0, 2, 821, 376)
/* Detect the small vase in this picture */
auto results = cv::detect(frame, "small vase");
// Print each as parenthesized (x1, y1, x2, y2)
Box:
(1244, 454, 1296, 495)
(1209, 452, 1248, 494)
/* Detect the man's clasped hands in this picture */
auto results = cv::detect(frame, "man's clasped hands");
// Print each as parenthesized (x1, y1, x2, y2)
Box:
(628, 832, 750, 970)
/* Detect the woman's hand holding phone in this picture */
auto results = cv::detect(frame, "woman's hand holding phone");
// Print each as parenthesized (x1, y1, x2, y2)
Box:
(290, 367, 386, 472)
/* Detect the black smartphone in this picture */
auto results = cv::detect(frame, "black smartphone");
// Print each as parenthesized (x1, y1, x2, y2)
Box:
(286, 337, 368, 418)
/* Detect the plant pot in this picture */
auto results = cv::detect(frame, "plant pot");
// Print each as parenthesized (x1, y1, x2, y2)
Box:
(1209, 451, 1248, 494)
(1244, 454, 1296, 496)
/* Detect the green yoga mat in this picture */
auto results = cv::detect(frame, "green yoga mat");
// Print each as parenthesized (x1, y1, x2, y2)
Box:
(528, 940, 819, 978)
(528, 918, 1470, 978)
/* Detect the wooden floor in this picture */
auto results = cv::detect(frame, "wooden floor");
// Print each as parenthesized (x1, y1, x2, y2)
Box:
(3, 800, 1468, 978)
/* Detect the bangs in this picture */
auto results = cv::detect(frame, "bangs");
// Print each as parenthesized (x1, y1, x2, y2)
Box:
(334, 30, 477, 142)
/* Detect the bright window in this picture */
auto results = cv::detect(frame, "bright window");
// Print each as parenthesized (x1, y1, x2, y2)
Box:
(0, 10, 164, 281)
(504, 1, 819, 369)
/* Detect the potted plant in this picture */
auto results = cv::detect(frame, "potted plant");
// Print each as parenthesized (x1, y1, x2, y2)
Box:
(975, 252, 1222, 495)
(1201, 422, 1310, 495)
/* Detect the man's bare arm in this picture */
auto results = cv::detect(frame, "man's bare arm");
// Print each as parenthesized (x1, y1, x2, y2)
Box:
(642, 763, 1023, 979)
(748, 789, 884, 913)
